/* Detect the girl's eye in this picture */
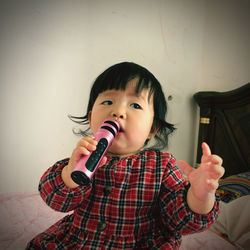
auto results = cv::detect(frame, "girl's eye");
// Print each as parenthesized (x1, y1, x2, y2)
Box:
(102, 100, 113, 105)
(130, 103, 142, 109)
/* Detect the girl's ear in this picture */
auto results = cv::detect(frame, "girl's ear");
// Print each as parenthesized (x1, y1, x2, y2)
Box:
(148, 123, 160, 139)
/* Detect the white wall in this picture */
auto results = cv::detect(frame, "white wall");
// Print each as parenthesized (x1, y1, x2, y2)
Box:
(0, 0, 249, 193)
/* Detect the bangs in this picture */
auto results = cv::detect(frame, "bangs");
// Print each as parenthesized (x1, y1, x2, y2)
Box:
(90, 62, 156, 107)
(97, 76, 154, 98)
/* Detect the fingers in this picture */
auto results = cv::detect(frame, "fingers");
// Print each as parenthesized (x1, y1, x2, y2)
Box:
(201, 154, 225, 180)
(70, 136, 97, 165)
(68, 136, 107, 172)
(178, 160, 194, 176)
(207, 154, 223, 166)
(100, 156, 107, 166)
(202, 142, 211, 157)
(77, 136, 97, 149)
(76, 136, 97, 155)
(209, 164, 225, 179)
(201, 142, 223, 166)
(206, 179, 219, 190)
(203, 154, 223, 170)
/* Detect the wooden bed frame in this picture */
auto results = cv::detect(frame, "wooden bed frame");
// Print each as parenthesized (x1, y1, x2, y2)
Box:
(194, 82, 250, 177)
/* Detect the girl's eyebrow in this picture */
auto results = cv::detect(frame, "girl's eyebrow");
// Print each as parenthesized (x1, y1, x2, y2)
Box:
(100, 91, 148, 103)
(99, 91, 118, 97)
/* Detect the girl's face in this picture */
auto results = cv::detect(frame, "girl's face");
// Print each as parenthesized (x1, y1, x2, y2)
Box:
(88, 78, 156, 158)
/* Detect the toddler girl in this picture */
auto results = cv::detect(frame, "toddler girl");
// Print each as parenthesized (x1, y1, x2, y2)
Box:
(27, 62, 224, 249)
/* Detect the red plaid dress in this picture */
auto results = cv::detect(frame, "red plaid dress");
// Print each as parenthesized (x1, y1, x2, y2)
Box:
(26, 150, 220, 249)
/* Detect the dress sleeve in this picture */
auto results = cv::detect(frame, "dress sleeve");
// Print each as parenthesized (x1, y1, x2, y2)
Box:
(158, 156, 220, 236)
(39, 158, 92, 212)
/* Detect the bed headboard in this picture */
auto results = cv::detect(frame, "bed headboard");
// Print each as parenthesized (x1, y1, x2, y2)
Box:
(194, 83, 250, 178)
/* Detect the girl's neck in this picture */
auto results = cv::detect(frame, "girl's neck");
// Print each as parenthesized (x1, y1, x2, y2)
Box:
(106, 150, 141, 159)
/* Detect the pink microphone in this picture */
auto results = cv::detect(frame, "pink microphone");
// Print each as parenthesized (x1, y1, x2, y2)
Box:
(71, 119, 120, 185)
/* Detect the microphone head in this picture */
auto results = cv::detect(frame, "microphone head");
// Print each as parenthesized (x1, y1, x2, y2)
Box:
(100, 119, 120, 138)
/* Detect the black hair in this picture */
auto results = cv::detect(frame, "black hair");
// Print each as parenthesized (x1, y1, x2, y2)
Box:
(69, 62, 176, 149)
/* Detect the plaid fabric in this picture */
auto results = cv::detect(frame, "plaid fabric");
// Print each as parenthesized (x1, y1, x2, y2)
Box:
(27, 150, 220, 249)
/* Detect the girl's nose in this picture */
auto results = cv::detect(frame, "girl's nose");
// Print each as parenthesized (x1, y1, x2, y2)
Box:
(111, 111, 126, 119)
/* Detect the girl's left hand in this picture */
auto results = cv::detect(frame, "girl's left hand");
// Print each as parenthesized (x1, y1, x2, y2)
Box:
(178, 142, 225, 201)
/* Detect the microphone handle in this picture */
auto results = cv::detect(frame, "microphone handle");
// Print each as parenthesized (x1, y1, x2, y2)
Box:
(71, 119, 119, 186)
(71, 137, 110, 186)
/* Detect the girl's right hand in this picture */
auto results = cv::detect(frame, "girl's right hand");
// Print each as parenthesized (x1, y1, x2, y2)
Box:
(62, 136, 107, 188)
(67, 136, 98, 172)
